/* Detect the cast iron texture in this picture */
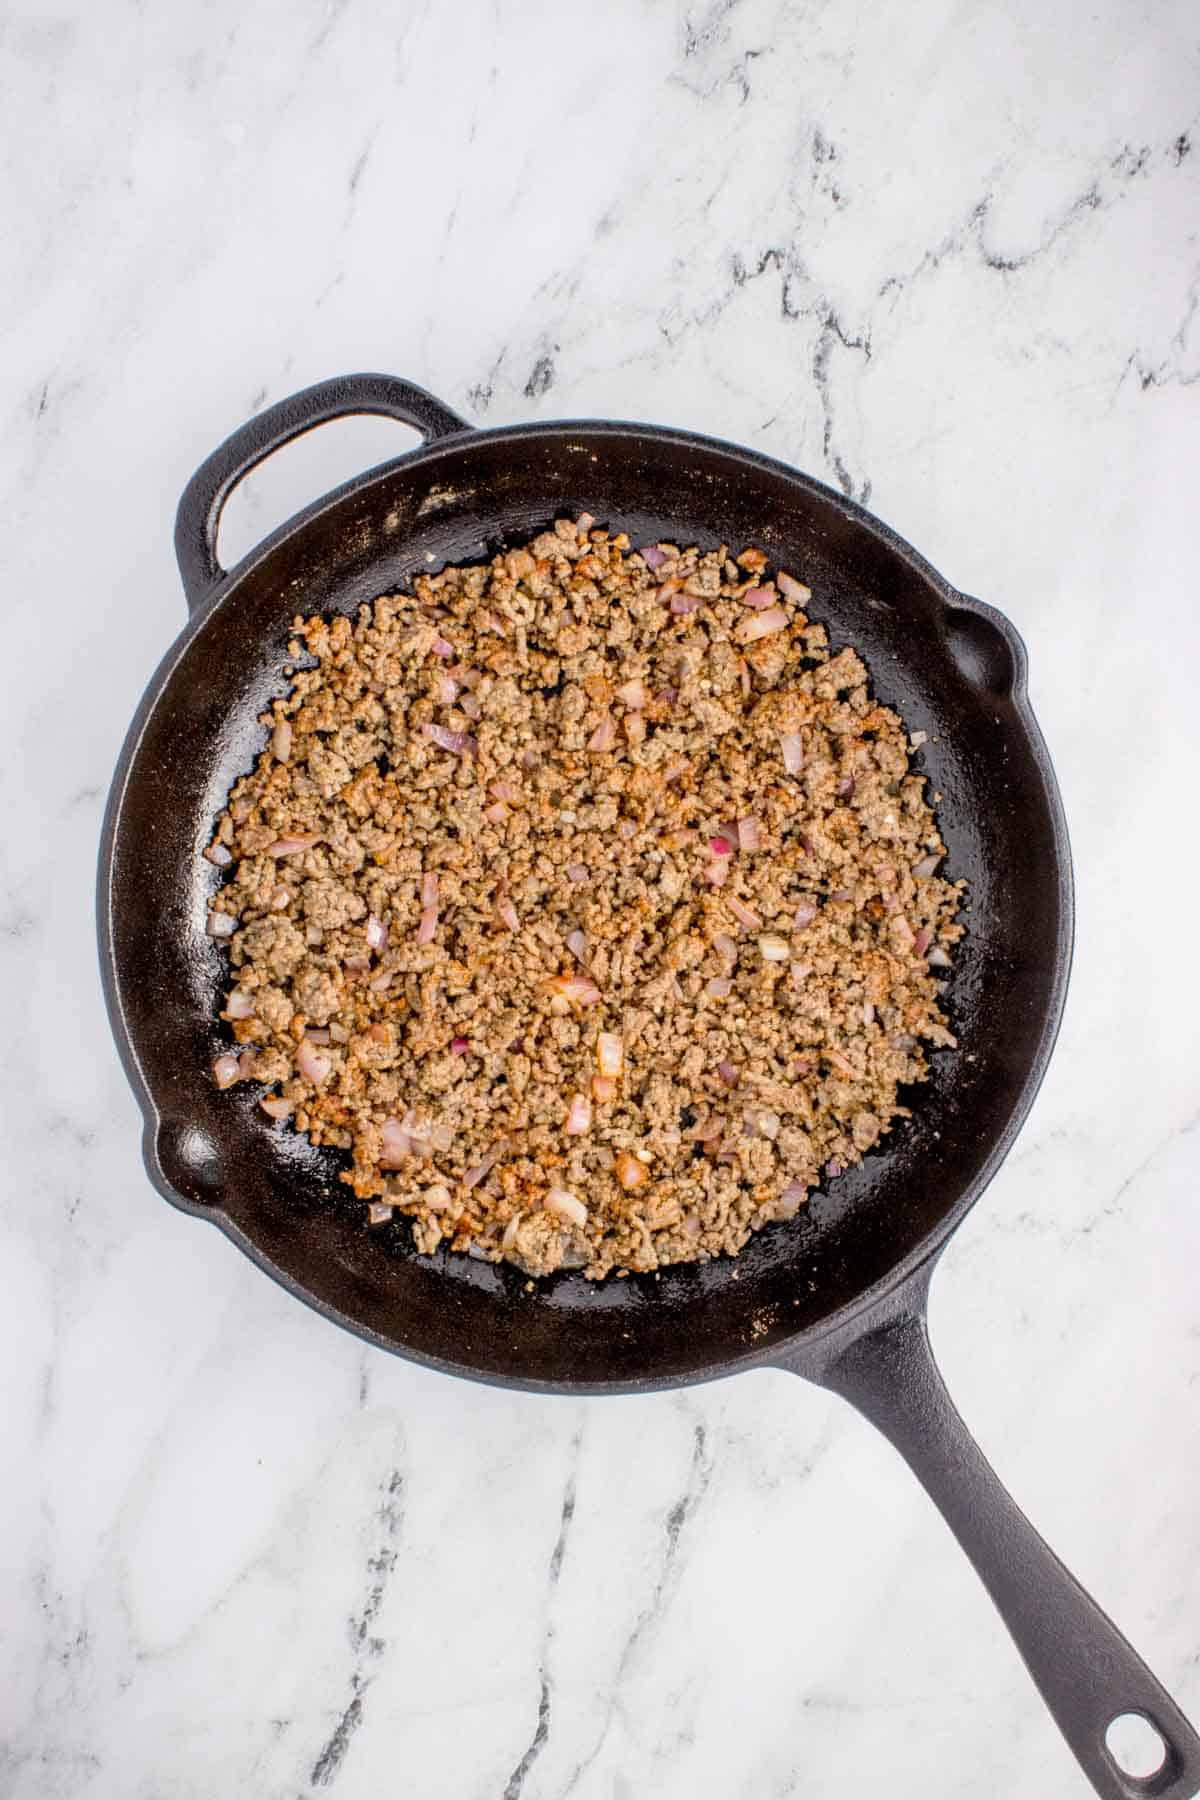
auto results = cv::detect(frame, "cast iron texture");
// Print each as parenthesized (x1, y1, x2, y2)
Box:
(98, 374, 1199, 1799)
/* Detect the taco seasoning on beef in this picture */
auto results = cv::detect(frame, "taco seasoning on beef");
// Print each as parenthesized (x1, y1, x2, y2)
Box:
(203, 517, 962, 1279)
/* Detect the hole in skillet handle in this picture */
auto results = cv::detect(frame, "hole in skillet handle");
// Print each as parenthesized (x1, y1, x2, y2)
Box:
(1105, 1713, 1171, 1789)
(216, 414, 426, 571)
(943, 593, 1028, 700)
(173, 373, 471, 615)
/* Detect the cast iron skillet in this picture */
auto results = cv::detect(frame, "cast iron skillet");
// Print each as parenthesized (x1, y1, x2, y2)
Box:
(99, 374, 1199, 1798)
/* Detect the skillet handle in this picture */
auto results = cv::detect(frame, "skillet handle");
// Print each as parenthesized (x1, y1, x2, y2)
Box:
(801, 1272, 1200, 1799)
(174, 373, 470, 612)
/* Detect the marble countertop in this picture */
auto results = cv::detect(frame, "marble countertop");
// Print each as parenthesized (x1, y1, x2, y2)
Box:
(3, 2, 1199, 1796)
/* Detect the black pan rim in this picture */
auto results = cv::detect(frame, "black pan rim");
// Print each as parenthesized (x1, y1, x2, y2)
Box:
(97, 413, 1075, 1394)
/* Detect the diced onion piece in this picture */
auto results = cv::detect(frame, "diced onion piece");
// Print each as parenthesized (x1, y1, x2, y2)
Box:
(830, 889, 854, 904)
(588, 714, 616, 753)
(641, 544, 668, 569)
(758, 933, 790, 962)
(690, 1114, 724, 1142)
(705, 976, 733, 998)
(431, 636, 455, 658)
(483, 804, 508, 824)
(260, 1095, 294, 1120)
(912, 925, 933, 956)
(365, 914, 388, 950)
(713, 932, 738, 961)
(297, 1040, 332, 1084)
(912, 854, 941, 879)
(267, 834, 322, 858)
(304, 1027, 331, 1044)
(207, 911, 237, 938)
(546, 973, 602, 1007)
(779, 731, 804, 775)
(212, 1053, 240, 1089)
(225, 989, 254, 1019)
(270, 888, 290, 910)
(366, 1201, 394, 1226)
(546, 1187, 588, 1228)
(826, 1159, 844, 1179)
(704, 856, 730, 887)
(566, 928, 589, 963)
(615, 1150, 649, 1190)
(344, 952, 371, 974)
(596, 1032, 624, 1077)
(616, 677, 647, 709)
(379, 1117, 413, 1165)
(793, 898, 818, 929)
(909, 729, 928, 749)
(329, 1022, 349, 1043)
(416, 907, 438, 945)
(567, 863, 589, 883)
(564, 1093, 592, 1135)
(592, 1075, 617, 1104)
(424, 1184, 453, 1213)
(836, 777, 856, 800)
(862, 1001, 876, 1026)
(717, 1060, 739, 1087)
(779, 1177, 807, 1213)
(420, 873, 439, 908)
(423, 722, 476, 756)
(501, 1213, 522, 1252)
(436, 673, 460, 705)
(735, 605, 788, 643)
(927, 944, 952, 969)
(496, 895, 520, 932)
(727, 896, 762, 931)
(460, 692, 482, 721)
(490, 780, 517, 804)
(709, 835, 733, 857)
(756, 1111, 781, 1140)
(272, 719, 292, 762)
(450, 1036, 470, 1055)
(776, 571, 811, 604)
(669, 592, 702, 615)
(369, 970, 392, 993)
(204, 842, 233, 867)
(736, 817, 760, 852)
(464, 1145, 504, 1189)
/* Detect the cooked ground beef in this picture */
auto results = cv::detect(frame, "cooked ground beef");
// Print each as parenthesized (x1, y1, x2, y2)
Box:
(204, 518, 963, 1278)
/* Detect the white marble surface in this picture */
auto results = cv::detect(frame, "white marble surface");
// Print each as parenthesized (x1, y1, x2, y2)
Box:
(2, 2, 1199, 1796)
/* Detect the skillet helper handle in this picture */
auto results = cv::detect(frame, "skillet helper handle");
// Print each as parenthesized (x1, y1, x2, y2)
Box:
(174, 373, 469, 613)
(812, 1288, 1200, 1799)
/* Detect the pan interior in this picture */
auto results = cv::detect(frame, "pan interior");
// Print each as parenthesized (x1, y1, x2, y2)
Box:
(106, 425, 1070, 1389)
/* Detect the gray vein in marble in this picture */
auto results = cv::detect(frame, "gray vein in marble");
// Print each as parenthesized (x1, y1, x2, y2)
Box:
(1072, 1108, 1200, 1243)
(523, 349, 557, 402)
(880, 127, 1194, 306)
(309, 1467, 404, 1788)
(563, 1421, 715, 1795)
(502, 1427, 581, 1800)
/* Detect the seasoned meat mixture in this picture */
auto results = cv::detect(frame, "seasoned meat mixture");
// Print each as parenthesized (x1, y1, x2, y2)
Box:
(204, 518, 963, 1278)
